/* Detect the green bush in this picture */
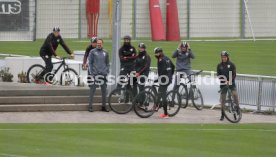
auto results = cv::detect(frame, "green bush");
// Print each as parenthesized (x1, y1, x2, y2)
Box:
(0, 67, 13, 82)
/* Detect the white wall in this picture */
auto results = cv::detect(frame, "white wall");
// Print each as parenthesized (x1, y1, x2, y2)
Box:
(190, 0, 240, 38)
(245, 0, 276, 37)
(33, 0, 276, 39)
(36, 0, 79, 38)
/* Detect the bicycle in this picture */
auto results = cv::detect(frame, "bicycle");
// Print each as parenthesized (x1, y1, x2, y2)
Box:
(143, 77, 159, 96)
(175, 70, 204, 110)
(108, 74, 136, 114)
(27, 57, 79, 86)
(218, 85, 242, 123)
(133, 76, 181, 118)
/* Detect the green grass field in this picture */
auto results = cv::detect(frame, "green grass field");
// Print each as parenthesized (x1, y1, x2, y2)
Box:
(0, 39, 276, 76)
(0, 124, 276, 157)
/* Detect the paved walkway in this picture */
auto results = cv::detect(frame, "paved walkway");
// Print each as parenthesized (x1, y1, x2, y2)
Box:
(0, 108, 275, 123)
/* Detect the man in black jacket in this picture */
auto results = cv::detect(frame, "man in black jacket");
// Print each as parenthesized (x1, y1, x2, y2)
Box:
(119, 35, 137, 75)
(82, 36, 97, 70)
(82, 37, 97, 86)
(39, 27, 74, 83)
(154, 47, 175, 119)
(217, 51, 239, 121)
(117, 35, 137, 100)
(134, 43, 151, 97)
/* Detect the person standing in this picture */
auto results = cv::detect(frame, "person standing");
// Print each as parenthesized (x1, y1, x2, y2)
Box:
(88, 39, 110, 112)
(172, 41, 195, 88)
(118, 35, 137, 99)
(82, 36, 97, 70)
(133, 43, 151, 97)
(154, 47, 175, 119)
(217, 51, 239, 121)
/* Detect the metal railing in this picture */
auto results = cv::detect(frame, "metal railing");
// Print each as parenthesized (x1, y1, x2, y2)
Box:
(150, 68, 276, 112)
(236, 74, 276, 112)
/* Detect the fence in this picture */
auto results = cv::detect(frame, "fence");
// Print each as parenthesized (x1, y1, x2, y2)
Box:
(147, 69, 276, 112)
(197, 71, 276, 112)
(236, 74, 276, 112)
(1, 0, 276, 40)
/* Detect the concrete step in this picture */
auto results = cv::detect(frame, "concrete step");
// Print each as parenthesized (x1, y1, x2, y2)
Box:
(0, 103, 108, 112)
(1, 96, 94, 104)
(0, 96, 118, 104)
(0, 89, 104, 97)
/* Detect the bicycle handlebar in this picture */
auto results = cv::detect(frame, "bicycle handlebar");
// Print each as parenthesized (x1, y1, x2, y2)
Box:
(188, 70, 203, 77)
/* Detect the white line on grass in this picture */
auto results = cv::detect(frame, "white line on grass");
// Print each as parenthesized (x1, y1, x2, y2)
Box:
(0, 128, 276, 132)
(0, 154, 27, 157)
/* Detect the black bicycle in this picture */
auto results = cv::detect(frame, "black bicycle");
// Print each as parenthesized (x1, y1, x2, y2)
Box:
(175, 70, 204, 110)
(133, 88, 181, 118)
(143, 78, 159, 96)
(27, 57, 79, 86)
(108, 74, 135, 114)
(218, 85, 242, 123)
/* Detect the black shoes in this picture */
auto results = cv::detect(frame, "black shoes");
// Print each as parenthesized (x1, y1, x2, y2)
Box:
(88, 107, 94, 112)
(220, 114, 224, 121)
(101, 106, 110, 112)
(88, 106, 109, 112)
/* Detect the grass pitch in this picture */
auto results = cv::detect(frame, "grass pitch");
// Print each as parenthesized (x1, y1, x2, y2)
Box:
(0, 39, 276, 76)
(0, 123, 276, 157)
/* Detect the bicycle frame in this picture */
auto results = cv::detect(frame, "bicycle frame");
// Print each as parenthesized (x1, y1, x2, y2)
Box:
(51, 58, 68, 75)
(177, 70, 202, 98)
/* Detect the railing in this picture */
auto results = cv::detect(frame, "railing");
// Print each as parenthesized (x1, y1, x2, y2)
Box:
(150, 68, 276, 112)
(236, 74, 276, 112)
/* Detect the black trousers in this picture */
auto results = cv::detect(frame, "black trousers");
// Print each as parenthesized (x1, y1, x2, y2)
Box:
(39, 55, 53, 80)
(117, 67, 135, 101)
(157, 84, 169, 115)
(133, 74, 148, 101)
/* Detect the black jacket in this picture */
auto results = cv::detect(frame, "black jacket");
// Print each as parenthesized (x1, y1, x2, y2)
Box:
(217, 61, 236, 87)
(134, 51, 151, 75)
(119, 45, 137, 68)
(157, 55, 175, 84)
(40, 33, 71, 56)
(83, 44, 96, 64)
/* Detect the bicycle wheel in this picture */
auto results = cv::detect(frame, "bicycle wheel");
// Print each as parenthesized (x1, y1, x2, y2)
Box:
(166, 90, 181, 117)
(223, 92, 242, 123)
(27, 64, 45, 83)
(108, 88, 134, 114)
(177, 84, 188, 108)
(191, 86, 204, 110)
(60, 68, 79, 86)
(133, 91, 156, 118)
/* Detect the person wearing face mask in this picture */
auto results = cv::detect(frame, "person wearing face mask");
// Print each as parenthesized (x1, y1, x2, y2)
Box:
(172, 41, 195, 89)
(133, 43, 151, 97)
(38, 27, 74, 83)
(88, 39, 110, 112)
(154, 47, 175, 119)
(117, 35, 137, 100)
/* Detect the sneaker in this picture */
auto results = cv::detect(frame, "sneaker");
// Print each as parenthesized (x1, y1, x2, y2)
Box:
(220, 115, 224, 121)
(102, 106, 110, 112)
(43, 82, 51, 86)
(159, 114, 169, 119)
(88, 107, 94, 112)
(34, 80, 43, 84)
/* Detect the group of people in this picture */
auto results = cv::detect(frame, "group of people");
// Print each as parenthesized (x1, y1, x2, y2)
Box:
(39, 27, 239, 120)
